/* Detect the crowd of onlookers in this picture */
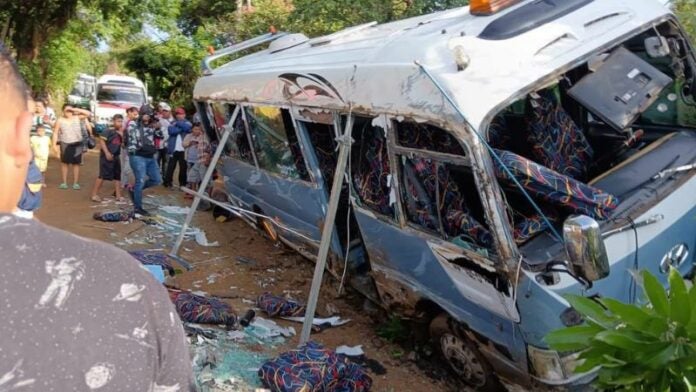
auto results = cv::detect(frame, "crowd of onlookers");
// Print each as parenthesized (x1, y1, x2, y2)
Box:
(18, 96, 211, 217)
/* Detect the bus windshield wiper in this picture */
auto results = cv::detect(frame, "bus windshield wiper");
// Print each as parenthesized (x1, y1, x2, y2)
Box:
(652, 162, 696, 180)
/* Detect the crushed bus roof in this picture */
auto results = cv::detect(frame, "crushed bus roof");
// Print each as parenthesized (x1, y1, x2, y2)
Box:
(194, 0, 670, 129)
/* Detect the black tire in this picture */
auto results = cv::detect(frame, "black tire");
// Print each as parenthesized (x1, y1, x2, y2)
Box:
(429, 314, 504, 392)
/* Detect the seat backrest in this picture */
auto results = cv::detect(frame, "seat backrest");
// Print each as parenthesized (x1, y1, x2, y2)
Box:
(493, 149, 618, 220)
(528, 89, 594, 181)
(404, 158, 493, 248)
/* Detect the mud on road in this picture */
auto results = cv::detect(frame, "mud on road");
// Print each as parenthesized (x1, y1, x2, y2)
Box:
(36, 150, 455, 392)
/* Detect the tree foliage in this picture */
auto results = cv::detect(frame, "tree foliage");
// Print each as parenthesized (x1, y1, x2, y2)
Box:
(547, 269, 696, 392)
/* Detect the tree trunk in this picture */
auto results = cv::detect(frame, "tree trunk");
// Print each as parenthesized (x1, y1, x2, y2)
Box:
(0, 17, 10, 44)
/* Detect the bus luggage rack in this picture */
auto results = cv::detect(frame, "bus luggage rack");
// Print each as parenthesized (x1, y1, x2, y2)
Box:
(202, 31, 288, 74)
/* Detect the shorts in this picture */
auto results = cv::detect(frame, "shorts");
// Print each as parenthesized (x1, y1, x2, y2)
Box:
(60, 142, 83, 165)
(99, 154, 122, 181)
(187, 162, 207, 184)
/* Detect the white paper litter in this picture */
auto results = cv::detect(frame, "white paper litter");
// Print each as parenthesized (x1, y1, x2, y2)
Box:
(195, 231, 220, 247)
(248, 317, 296, 338)
(335, 345, 364, 357)
(282, 316, 351, 327)
(159, 205, 191, 214)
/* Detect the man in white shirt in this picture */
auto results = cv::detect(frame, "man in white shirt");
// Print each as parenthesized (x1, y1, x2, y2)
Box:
(156, 102, 172, 177)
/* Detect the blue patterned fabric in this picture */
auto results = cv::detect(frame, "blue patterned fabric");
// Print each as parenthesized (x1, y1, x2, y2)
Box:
(528, 89, 594, 181)
(259, 342, 372, 392)
(493, 149, 618, 220)
(401, 157, 493, 248)
(352, 124, 393, 216)
(257, 293, 305, 317)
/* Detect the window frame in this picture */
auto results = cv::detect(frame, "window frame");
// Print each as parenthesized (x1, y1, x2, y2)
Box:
(242, 105, 312, 182)
(387, 116, 498, 259)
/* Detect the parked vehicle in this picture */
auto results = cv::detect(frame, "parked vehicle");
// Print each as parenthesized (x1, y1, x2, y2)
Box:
(193, 0, 696, 389)
(94, 74, 147, 133)
(66, 73, 96, 110)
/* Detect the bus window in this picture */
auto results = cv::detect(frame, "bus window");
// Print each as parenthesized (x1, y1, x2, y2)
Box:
(245, 106, 309, 181)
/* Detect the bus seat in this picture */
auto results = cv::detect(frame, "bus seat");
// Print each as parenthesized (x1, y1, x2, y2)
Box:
(493, 149, 618, 220)
(528, 89, 594, 181)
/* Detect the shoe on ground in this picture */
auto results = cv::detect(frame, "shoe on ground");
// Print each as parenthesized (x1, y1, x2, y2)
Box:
(73, 183, 81, 190)
(91, 195, 102, 202)
(58, 183, 68, 190)
(134, 208, 150, 216)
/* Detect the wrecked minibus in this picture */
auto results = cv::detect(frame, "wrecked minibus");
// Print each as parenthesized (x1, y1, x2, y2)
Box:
(193, 0, 696, 389)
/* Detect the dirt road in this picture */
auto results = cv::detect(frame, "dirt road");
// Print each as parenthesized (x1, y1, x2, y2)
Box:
(36, 150, 453, 392)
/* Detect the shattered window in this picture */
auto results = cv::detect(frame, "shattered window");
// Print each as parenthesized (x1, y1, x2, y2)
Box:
(350, 116, 394, 218)
(396, 122, 493, 253)
(245, 106, 309, 181)
(395, 121, 466, 156)
(228, 108, 254, 164)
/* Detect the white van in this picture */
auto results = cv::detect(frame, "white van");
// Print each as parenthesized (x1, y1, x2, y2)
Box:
(94, 74, 147, 132)
(194, 0, 696, 389)
(66, 73, 96, 110)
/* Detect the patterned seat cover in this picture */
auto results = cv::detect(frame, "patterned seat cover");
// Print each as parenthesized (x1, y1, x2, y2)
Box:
(494, 149, 618, 220)
(528, 89, 594, 181)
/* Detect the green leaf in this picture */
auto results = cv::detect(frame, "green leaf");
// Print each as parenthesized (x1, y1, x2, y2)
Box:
(670, 268, 691, 326)
(595, 330, 652, 350)
(643, 270, 670, 318)
(546, 324, 603, 352)
(644, 344, 678, 370)
(564, 295, 615, 328)
(601, 297, 663, 332)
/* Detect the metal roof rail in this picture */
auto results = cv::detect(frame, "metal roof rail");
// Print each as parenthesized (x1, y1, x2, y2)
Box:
(201, 31, 288, 75)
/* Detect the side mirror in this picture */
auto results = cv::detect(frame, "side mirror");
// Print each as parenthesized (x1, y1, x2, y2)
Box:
(563, 215, 610, 283)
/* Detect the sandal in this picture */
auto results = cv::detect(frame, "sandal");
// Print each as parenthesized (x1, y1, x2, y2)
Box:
(91, 195, 102, 202)
(58, 183, 68, 190)
(115, 197, 127, 202)
(73, 183, 81, 190)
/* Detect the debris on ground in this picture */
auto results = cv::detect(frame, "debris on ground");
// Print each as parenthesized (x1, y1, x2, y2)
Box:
(129, 249, 176, 275)
(257, 293, 305, 318)
(93, 210, 134, 222)
(189, 324, 279, 391)
(168, 287, 237, 326)
(259, 341, 372, 392)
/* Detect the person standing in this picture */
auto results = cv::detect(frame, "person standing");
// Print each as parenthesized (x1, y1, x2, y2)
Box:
(30, 124, 51, 186)
(91, 114, 124, 202)
(52, 105, 90, 190)
(182, 122, 210, 199)
(32, 98, 56, 136)
(0, 44, 194, 391)
(126, 110, 162, 216)
(120, 107, 139, 190)
(156, 102, 173, 177)
(164, 107, 191, 188)
(77, 111, 94, 165)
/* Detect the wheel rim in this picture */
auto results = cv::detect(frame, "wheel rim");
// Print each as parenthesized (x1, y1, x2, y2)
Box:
(440, 333, 487, 387)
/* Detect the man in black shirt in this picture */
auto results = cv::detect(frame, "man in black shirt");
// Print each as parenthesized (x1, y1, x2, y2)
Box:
(126, 108, 163, 216)
(0, 44, 193, 391)
(91, 114, 124, 202)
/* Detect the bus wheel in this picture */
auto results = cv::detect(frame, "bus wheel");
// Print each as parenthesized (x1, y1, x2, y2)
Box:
(429, 314, 502, 391)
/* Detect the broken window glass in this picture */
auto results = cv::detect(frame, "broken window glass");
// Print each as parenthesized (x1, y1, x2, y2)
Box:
(395, 121, 466, 156)
(350, 116, 394, 218)
(245, 106, 309, 181)
(229, 108, 254, 164)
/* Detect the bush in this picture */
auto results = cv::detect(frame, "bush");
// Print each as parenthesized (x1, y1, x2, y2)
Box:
(546, 268, 696, 392)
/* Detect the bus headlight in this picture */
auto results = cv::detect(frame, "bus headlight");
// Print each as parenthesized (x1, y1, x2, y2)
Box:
(528, 345, 581, 382)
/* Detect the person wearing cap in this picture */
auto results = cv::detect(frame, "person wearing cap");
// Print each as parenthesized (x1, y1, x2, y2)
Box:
(164, 107, 192, 188)
(156, 102, 173, 177)
(125, 106, 163, 215)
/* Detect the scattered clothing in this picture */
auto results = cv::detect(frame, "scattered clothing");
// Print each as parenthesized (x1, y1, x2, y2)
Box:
(128, 250, 176, 276)
(93, 210, 134, 222)
(257, 293, 306, 318)
(0, 214, 194, 391)
(167, 287, 237, 326)
(259, 342, 372, 392)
